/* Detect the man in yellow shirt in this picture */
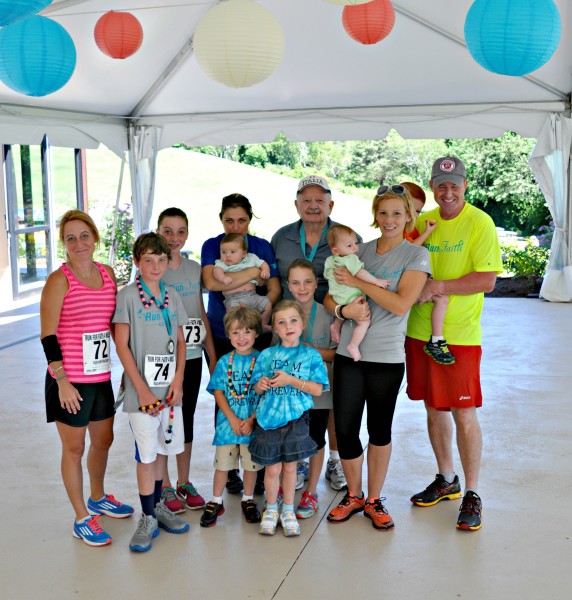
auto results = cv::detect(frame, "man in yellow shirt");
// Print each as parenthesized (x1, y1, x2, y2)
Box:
(405, 156, 503, 531)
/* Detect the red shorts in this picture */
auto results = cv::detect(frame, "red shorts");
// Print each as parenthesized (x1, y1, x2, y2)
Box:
(405, 337, 482, 411)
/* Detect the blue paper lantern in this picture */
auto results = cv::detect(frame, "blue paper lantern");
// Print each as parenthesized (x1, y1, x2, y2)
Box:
(464, 0, 561, 76)
(0, 0, 52, 26)
(0, 16, 76, 96)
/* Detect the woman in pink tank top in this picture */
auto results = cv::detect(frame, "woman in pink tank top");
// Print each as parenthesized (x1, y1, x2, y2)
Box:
(40, 210, 134, 547)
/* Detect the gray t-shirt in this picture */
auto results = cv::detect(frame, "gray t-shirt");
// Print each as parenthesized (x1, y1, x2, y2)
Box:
(337, 239, 431, 363)
(162, 256, 204, 360)
(113, 282, 188, 412)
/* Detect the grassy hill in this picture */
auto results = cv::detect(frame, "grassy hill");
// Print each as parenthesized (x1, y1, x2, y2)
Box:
(84, 146, 435, 259)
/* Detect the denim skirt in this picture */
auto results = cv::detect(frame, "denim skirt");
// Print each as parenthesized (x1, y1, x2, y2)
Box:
(248, 411, 317, 466)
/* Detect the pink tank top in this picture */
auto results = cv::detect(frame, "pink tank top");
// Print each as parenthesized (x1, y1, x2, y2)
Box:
(56, 262, 116, 383)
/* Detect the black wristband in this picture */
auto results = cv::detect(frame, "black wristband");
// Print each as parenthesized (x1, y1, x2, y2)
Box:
(339, 305, 346, 319)
(41, 334, 63, 363)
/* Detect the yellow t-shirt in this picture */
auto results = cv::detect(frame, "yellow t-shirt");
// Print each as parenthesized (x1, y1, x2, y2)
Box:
(407, 203, 503, 345)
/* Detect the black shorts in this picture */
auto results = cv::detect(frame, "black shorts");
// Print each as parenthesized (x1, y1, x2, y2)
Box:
(45, 372, 115, 427)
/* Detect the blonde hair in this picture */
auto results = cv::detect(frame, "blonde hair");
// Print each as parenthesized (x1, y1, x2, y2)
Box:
(59, 210, 100, 245)
(326, 224, 355, 250)
(271, 299, 307, 330)
(223, 306, 262, 337)
(371, 189, 417, 234)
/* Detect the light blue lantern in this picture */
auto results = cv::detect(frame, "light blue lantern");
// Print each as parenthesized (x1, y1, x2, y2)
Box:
(464, 0, 561, 76)
(0, 0, 52, 26)
(0, 16, 76, 96)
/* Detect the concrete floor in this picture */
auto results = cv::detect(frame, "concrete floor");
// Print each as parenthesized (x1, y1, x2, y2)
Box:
(1, 297, 570, 600)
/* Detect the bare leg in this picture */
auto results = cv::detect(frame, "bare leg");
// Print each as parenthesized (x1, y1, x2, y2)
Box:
(175, 442, 192, 485)
(452, 407, 482, 490)
(327, 410, 338, 451)
(212, 469, 229, 498)
(86, 417, 114, 501)
(426, 404, 455, 474)
(341, 453, 364, 497)
(305, 447, 325, 495)
(56, 421, 88, 520)
(330, 318, 342, 344)
(431, 294, 449, 338)
(346, 319, 370, 362)
(366, 443, 392, 499)
(281, 461, 297, 506)
(261, 303, 273, 333)
(136, 460, 156, 496)
(242, 470, 257, 496)
(264, 463, 282, 505)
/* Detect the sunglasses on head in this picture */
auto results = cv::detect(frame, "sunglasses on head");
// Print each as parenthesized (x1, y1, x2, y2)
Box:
(376, 184, 406, 197)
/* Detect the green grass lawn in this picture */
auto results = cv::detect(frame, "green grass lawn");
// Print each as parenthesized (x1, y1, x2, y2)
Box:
(81, 146, 436, 260)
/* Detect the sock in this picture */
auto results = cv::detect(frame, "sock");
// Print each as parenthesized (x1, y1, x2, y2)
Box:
(367, 497, 379, 504)
(329, 450, 340, 461)
(465, 488, 479, 497)
(76, 515, 91, 524)
(441, 472, 456, 484)
(242, 494, 254, 502)
(212, 495, 223, 504)
(432, 335, 444, 343)
(91, 494, 106, 503)
(282, 503, 294, 513)
(140, 492, 156, 517)
(266, 503, 278, 511)
(154, 480, 163, 506)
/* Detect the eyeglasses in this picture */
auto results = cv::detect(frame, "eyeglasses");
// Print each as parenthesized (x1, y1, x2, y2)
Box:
(376, 184, 406, 197)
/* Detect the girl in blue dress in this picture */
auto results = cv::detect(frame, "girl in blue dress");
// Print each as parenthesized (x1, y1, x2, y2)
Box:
(249, 300, 329, 537)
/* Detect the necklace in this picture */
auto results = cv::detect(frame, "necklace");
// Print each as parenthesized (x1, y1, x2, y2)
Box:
(164, 406, 175, 444)
(136, 275, 169, 309)
(227, 351, 257, 401)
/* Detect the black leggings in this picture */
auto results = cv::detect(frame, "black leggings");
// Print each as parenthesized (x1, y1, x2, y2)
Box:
(333, 354, 404, 460)
(182, 357, 202, 443)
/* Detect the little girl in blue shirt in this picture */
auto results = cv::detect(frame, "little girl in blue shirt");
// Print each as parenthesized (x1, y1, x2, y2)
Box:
(250, 300, 329, 536)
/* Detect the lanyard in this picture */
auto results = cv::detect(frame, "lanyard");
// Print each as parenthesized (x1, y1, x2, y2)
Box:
(300, 223, 329, 263)
(138, 277, 172, 340)
(303, 301, 317, 344)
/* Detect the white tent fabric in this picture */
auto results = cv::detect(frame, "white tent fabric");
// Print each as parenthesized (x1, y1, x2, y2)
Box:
(529, 114, 572, 302)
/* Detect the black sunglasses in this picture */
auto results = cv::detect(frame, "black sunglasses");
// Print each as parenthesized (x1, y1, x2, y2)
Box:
(376, 184, 406, 196)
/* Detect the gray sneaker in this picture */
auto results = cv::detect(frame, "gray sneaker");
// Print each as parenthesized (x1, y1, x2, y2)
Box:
(155, 501, 190, 534)
(325, 458, 348, 491)
(129, 513, 159, 552)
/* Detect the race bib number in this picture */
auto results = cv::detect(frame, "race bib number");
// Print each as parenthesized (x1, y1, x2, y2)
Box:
(144, 354, 176, 388)
(184, 318, 206, 350)
(83, 330, 111, 375)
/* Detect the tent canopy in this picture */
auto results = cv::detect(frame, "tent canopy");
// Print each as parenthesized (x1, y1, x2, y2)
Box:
(0, 0, 570, 154)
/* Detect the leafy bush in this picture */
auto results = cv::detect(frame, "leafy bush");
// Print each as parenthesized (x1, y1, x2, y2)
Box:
(501, 243, 550, 278)
(97, 203, 134, 284)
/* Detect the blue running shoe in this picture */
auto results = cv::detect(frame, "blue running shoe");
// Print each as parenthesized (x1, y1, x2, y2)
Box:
(88, 494, 134, 519)
(73, 515, 112, 547)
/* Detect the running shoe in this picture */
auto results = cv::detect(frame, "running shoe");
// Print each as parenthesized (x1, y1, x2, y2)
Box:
(296, 490, 318, 519)
(241, 499, 261, 524)
(327, 491, 365, 523)
(296, 461, 309, 491)
(364, 498, 394, 530)
(200, 501, 225, 527)
(176, 481, 205, 510)
(410, 474, 462, 507)
(155, 501, 190, 534)
(129, 513, 159, 552)
(161, 486, 185, 514)
(325, 458, 348, 491)
(72, 515, 112, 547)
(87, 494, 134, 519)
(424, 339, 456, 365)
(226, 469, 244, 494)
(456, 491, 482, 531)
(280, 510, 301, 537)
(259, 508, 279, 535)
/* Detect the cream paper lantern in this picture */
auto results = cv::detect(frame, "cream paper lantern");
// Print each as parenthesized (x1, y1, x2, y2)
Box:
(193, 0, 285, 88)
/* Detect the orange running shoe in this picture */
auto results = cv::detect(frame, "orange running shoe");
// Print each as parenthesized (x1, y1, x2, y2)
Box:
(364, 498, 394, 530)
(327, 491, 365, 523)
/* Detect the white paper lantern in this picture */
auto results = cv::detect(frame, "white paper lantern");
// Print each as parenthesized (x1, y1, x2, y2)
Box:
(193, 0, 285, 88)
(323, 1, 375, 5)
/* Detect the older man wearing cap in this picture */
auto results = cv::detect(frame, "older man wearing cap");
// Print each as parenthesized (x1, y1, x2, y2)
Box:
(271, 175, 362, 303)
(405, 156, 503, 531)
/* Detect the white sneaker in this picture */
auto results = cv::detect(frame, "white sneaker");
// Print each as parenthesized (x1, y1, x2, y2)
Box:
(296, 460, 309, 490)
(325, 458, 348, 491)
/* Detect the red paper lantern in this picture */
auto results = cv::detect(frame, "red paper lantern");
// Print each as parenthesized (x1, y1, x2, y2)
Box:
(342, 0, 395, 45)
(94, 11, 143, 59)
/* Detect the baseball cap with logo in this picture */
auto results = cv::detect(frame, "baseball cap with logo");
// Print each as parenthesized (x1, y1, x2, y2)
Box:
(297, 175, 331, 194)
(431, 156, 466, 187)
